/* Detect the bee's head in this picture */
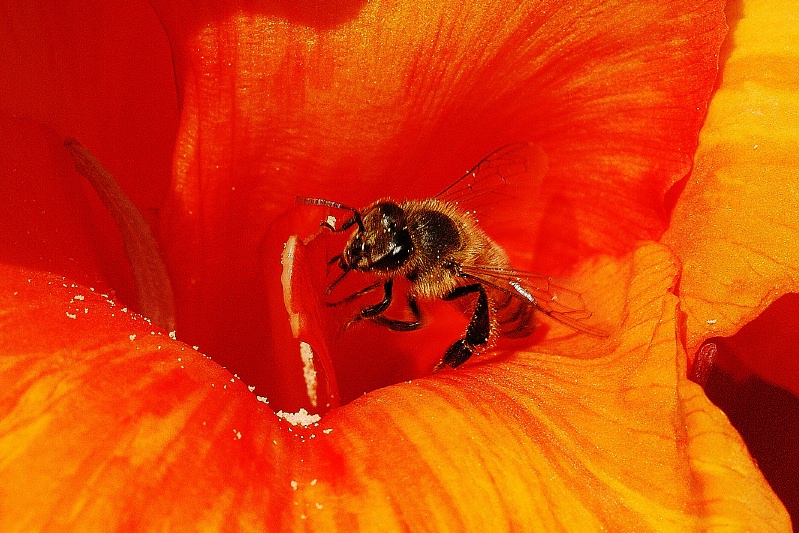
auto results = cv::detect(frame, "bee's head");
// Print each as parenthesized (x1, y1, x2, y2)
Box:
(344, 202, 414, 272)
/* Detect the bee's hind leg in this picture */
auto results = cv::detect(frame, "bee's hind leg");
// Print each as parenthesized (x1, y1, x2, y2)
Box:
(435, 284, 490, 371)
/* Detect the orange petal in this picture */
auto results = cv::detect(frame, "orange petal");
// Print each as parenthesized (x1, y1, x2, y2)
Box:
(0, 245, 789, 530)
(0, 266, 284, 528)
(151, 0, 726, 399)
(662, 0, 799, 376)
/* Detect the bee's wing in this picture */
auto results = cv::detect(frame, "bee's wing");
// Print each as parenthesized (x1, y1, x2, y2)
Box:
(434, 142, 546, 222)
(457, 264, 608, 338)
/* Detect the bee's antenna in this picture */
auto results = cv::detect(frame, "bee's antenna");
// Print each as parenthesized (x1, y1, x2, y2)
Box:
(297, 196, 364, 231)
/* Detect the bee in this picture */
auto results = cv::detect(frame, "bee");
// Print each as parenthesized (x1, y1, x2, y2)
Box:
(300, 143, 601, 370)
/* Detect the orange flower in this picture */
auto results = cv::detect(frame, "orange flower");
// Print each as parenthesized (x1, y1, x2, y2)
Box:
(0, 0, 795, 531)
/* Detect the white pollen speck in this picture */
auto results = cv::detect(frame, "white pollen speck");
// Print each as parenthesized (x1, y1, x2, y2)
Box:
(290, 480, 298, 490)
(315, 503, 323, 510)
(230, 377, 235, 383)
(310, 479, 317, 485)
(300, 342, 318, 407)
(129, 334, 137, 341)
(121, 307, 128, 313)
(256, 395, 269, 404)
(706, 318, 718, 325)
(74, 294, 85, 301)
(233, 430, 242, 440)
(169, 330, 177, 340)
(66, 312, 77, 319)
(248, 385, 256, 392)
(193, 345, 199, 351)
(276, 408, 321, 427)
(322, 428, 333, 435)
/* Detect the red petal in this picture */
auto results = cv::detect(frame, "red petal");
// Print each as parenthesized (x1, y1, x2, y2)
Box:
(0, 0, 179, 304)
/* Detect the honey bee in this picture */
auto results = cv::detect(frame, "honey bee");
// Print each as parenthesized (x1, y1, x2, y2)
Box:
(300, 143, 601, 370)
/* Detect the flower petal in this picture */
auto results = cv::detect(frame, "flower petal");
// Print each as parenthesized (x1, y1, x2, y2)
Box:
(0, 117, 111, 287)
(0, 266, 286, 529)
(0, 0, 177, 207)
(662, 0, 799, 369)
(150, 0, 726, 398)
(0, 244, 789, 530)
(0, 0, 179, 305)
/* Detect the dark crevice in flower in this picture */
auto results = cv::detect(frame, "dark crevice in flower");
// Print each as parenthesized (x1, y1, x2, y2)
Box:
(714, 292, 799, 395)
(704, 367, 799, 527)
(65, 138, 176, 331)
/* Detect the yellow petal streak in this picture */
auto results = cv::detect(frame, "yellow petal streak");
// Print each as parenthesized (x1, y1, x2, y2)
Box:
(663, 0, 799, 352)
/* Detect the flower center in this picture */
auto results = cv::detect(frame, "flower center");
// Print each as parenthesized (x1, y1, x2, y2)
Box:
(259, 205, 457, 416)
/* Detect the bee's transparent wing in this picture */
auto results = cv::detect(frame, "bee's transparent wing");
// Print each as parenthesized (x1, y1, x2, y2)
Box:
(457, 264, 608, 338)
(435, 142, 546, 218)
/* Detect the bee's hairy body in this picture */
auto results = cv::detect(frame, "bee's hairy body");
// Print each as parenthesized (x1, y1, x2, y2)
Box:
(335, 197, 535, 368)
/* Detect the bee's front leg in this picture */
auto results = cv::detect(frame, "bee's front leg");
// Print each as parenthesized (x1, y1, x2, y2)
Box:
(345, 279, 393, 329)
(370, 295, 422, 331)
(326, 281, 381, 306)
